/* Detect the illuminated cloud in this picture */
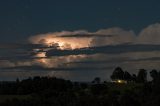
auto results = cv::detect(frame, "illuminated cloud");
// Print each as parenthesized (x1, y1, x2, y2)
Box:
(29, 27, 136, 50)
(90, 27, 136, 46)
(1, 23, 160, 81)
(137, 23, 160, 44)
(29, 23, 160, 48)
(29, 30, 92, 50)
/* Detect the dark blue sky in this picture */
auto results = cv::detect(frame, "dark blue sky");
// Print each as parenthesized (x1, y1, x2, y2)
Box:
(0, 0, 160, 42)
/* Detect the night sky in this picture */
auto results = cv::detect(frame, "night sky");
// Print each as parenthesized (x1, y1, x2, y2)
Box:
(1, 0, 160, 42)
(1, 0, 160, 81)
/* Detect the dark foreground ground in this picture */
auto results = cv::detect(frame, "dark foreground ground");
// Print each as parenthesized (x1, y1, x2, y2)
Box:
(0, 76, 159, 106)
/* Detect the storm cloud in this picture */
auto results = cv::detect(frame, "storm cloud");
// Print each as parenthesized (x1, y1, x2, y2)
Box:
(1, 23, 160, 81)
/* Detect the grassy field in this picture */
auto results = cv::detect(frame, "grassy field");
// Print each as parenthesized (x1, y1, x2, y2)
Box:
(0, 82, 144, 104)
(0, 95, 32, 103)
(106, 82, 143, 94)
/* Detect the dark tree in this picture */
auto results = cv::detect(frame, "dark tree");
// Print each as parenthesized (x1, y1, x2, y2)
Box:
(124, 71, 132, 81)
(132, 74, 137, 82)
(137, 69, 147, 83)
(150, 69, 159, 82)
(111, 67, 124, 80)
(16, 78, 20, 83)
(93, 77, 101, 84)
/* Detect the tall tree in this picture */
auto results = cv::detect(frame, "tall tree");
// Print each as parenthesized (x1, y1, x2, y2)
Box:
(137, 69, 147, 83)
(124, 71, 132, 81)
(132, 74, 137, 82)
(111, 67, 124, 80)
(150, 69, 159, 82)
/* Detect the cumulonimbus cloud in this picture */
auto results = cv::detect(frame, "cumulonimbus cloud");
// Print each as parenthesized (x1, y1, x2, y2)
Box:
(1, 23, 160, 81)
(28, 28, 136, 50)
(29, 23, 160, 50)
(20, 23, 160, 69)
(137, 23, 160, 44)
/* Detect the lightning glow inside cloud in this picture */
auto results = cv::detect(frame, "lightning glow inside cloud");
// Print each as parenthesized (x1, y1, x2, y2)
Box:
(1, 23, 160, 81)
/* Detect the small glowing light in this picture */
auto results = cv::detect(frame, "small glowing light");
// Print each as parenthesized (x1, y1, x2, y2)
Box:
(118, 80, 121, 83)
(116, 80, 127, 84)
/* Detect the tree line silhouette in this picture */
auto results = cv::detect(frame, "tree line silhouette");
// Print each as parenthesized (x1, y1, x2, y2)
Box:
(0, 67, 160, 106)
(110, 67, 148, 83)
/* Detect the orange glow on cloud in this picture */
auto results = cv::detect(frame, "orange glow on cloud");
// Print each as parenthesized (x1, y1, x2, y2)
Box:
(34, 52, 46, 58)
(42, 37, 92, 50)
(29, 32, 92, 50)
